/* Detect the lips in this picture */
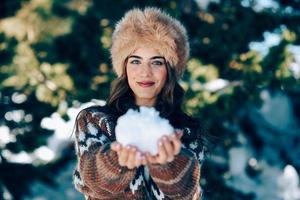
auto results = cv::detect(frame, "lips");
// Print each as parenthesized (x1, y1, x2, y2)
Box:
(137, 81, 155, 87)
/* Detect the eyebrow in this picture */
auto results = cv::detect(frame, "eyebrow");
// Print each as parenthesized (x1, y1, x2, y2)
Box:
(128, 55, 165, 60)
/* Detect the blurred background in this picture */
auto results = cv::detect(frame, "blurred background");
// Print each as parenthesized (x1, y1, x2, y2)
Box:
(0, 0, 300, 199)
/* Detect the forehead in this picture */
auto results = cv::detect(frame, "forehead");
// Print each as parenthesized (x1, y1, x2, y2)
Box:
(130, 47, 163, 59)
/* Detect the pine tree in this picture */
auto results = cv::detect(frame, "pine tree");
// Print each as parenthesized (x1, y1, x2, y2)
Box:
(0, 0, 299, 199)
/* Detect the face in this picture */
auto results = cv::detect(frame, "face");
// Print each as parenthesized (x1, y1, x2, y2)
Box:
(126, 47, 167, 107)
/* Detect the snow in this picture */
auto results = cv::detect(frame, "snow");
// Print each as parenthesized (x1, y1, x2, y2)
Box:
(249, 32, 281, 57)
(11, 92, 27, 104)
(4, 109, 25, 123)
(226, 146, 284, 200)
(40, 99, 106, 160)
(241, 0, 279, 12)
(0, 126, 16, 146)
(259, 90, 295, 130)
(2, 147, 54, 164)
(34, 146, 55, 162)
(115, 107, 174, 155)
(2, 150, 33, 164)
(278, 165, 300, 200)
(24, 160, 83, 200)
(203, 78, 229, 92)
(288, 45, 300, 79)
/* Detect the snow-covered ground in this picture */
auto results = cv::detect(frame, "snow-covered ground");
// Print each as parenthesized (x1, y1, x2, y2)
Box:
(24, 160, 83, 200)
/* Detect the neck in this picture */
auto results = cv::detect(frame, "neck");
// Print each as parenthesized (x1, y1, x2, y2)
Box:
(135, 98, 156, 107)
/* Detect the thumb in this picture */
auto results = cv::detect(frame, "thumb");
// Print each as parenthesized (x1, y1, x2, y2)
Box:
(175, 129, 183, 139)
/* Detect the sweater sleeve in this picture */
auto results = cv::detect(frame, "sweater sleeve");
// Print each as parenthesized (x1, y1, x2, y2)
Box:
(72, 108, 136, 198)
(148, 127, 204, 200)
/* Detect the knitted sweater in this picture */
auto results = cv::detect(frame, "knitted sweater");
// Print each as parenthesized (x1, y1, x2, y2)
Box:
(73, 105, 205, 200)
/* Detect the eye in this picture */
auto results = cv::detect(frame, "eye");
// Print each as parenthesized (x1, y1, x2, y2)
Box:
(129, 59, 141, 64)
(151, 60, 164, 66)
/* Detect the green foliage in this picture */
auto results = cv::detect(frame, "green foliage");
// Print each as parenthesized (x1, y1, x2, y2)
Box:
(0, 0, 300, 199)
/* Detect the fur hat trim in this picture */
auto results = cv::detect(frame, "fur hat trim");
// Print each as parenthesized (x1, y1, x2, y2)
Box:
(110, 7, 189, 78)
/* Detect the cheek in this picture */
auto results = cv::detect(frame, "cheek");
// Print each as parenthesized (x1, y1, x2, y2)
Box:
(157, 69, 167, 85)
(126, 67, 136, 88)
(128, 78, 135, 89)
(126, 66, 134, 79)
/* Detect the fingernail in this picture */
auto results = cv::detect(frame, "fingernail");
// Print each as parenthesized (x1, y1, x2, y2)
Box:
(136, 152, 141, 157)
(163, 137, 167, 141)
(158, 141, 163, 146)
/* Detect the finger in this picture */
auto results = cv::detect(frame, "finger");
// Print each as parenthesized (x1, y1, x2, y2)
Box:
(173, 138, 182, 155)
(118, 145, 130, 166)
(127, 146, 137, 169)
(162, 136, 174, 162)
(170, 134, 182, 155)
(157, 139, 168, 164)
(134, 151, 144, 167)
(175, 130, 184, 139)
(111, 142, 121, 152)
(141, 155, 148, 165)
(146, 152, 156, 164)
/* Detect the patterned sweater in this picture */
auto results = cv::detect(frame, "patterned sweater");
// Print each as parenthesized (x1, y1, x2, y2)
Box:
(73, 106, 205, 200)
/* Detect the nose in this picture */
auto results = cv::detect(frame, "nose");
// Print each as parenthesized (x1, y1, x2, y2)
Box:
(139, 63, 152, 76)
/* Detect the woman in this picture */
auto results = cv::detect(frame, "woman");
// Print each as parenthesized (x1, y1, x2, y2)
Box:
(73, 7, 206, 200)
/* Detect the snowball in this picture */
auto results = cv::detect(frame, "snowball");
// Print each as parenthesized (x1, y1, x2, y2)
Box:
(115, 107, 174, 155)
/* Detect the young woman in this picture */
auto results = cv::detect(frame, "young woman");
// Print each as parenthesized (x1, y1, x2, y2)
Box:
(73, 7, 206, 200)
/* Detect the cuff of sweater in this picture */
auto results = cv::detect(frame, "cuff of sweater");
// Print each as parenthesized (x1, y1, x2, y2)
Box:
(83, 142, 136, 193)
(148, 147, 196, 171)
(147, 148, 200, 198)
(100, 142, 135, 175)
(78, 142, 137, 197)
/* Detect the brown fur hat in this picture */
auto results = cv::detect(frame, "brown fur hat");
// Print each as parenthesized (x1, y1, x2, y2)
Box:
(110, 7, 189, 79)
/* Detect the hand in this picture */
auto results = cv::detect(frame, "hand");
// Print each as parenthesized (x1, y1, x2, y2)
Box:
(111, 142, 147, 169)
(146, 130, 183, 165)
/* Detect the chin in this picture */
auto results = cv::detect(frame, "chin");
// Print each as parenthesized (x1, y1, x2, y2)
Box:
(135, 92, 156, 98)
(137, 95, 156, 99)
